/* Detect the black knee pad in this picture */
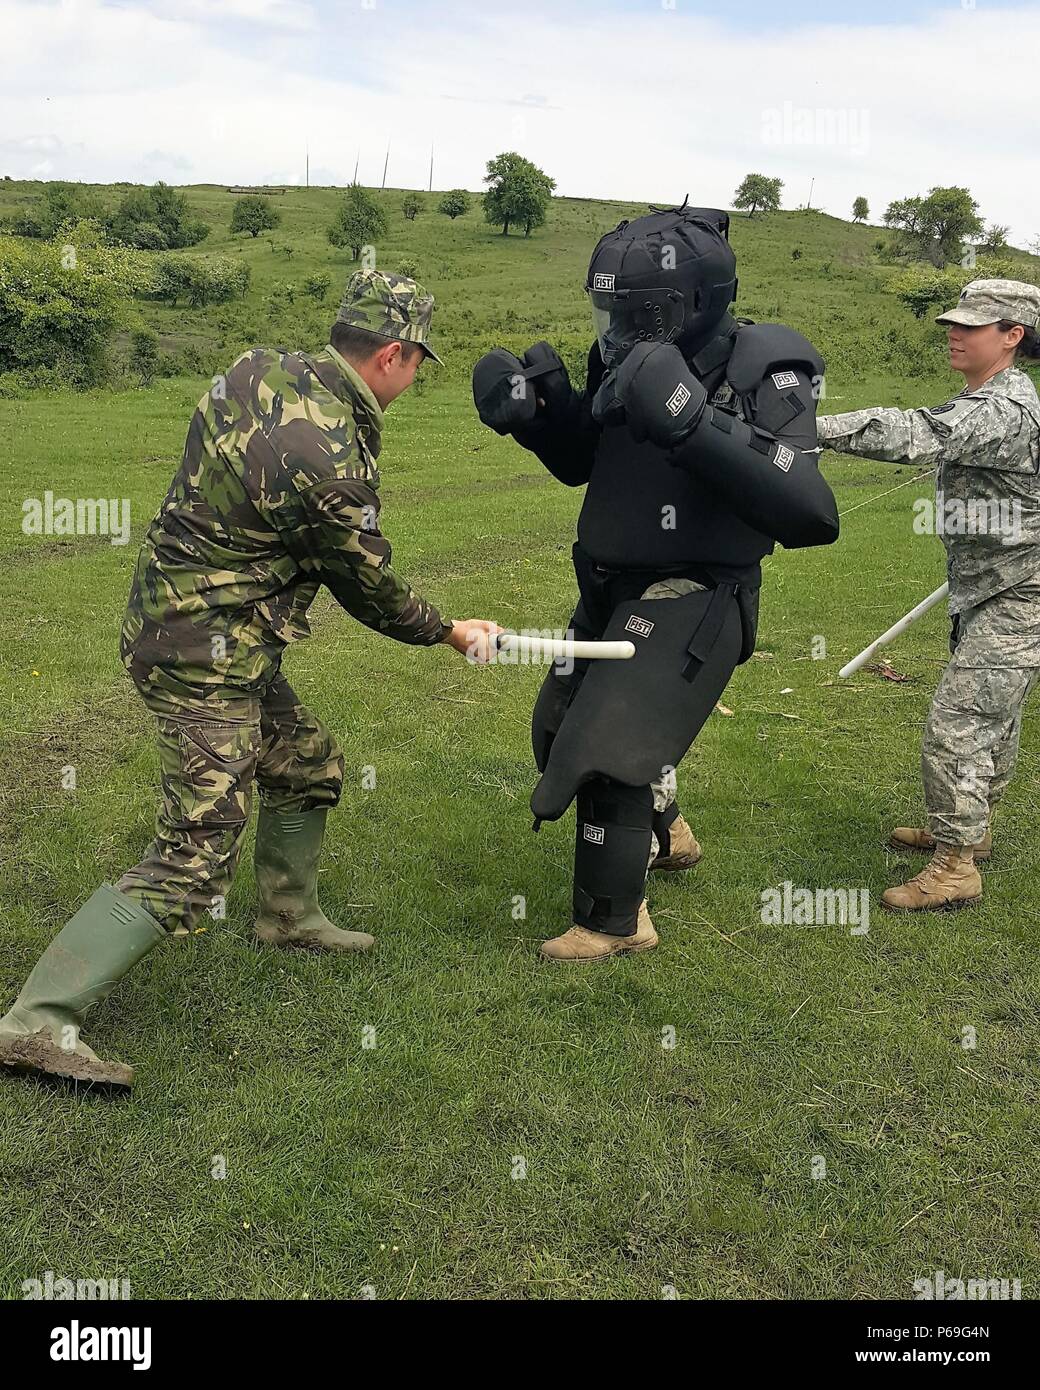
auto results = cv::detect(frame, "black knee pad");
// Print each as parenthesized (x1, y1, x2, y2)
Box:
(652, 801, 680, 857)
(574, 779, 654, 937)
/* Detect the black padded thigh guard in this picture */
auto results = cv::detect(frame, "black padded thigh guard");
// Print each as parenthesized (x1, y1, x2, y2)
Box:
(530, 583, 743, 823)
(574, 780, 654, 936)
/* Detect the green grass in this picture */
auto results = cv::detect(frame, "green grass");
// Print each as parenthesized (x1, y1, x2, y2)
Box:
(1, 185, 1039, 1301)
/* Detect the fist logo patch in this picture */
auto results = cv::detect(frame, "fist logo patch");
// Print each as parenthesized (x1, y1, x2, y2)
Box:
(593, 273, 615, 291)
(666, 382, 691, 417)
(624, 615, 655, 638)
(773, 444, 795, 472)
(771, 370, 799, 390)
(583, 824, 605, 844)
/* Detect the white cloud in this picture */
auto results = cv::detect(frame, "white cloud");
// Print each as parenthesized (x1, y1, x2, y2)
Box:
(1, 0, 1037, 243)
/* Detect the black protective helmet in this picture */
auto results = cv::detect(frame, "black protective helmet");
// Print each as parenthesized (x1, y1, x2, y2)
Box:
(586, 201, 737, 367)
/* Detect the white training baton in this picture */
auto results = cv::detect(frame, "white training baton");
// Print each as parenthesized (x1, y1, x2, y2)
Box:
(838, 582, 950, 678)
(495, 633, 636, 661)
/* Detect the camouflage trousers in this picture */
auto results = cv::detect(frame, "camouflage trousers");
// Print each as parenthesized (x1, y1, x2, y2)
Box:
(116, 672, 344, 935)
(923, 576, 1040, 845)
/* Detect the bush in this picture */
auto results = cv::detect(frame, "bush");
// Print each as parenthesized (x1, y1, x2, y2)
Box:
(146, 254, 250, 307)
(109, 181, 209, 250)
(303, 272, 332, 300)
(0, 229, 141, 386)
(401, 193, 424, 221)
(397, 257, 419, 278)
(131, 326, 161, 385)
(437, 189, 470, 220)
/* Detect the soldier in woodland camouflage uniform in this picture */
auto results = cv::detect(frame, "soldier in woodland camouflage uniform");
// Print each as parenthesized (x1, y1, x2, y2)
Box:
(0, 269, 501, 1088)
(818, 280, 1040, 911)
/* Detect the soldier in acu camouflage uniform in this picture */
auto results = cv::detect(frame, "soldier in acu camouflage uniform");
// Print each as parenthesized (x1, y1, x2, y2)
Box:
(818, 279, 1040, 912)
(0, 268, 502, 1089)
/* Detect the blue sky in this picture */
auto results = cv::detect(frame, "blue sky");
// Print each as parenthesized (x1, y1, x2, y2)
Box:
(4, 0, 1039, 244)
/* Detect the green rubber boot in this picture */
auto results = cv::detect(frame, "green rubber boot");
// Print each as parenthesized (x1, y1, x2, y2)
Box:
(253, 806, 374, 953)
(0, 885, 165, 1089)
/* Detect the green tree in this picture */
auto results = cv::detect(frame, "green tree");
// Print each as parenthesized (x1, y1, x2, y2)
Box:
(230, 195, 280, 238)
(401, 193, 424, 221)
(327, 183, 387, 261)
(734, 174, 783, 218)
(884, 186, 983, 267)
(978, 222, 1010, 256)
(852, 196, 869, 223)
(437, 189, 470, 220)
(482, 152, 555, 236)
(108, 181, 208, 250)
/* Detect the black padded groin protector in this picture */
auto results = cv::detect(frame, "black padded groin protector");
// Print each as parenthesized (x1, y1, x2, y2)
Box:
(574, 779, 654, 936)
(530, 584, 743, 823)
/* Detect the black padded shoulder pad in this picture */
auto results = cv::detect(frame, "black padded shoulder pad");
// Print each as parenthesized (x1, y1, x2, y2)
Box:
(727, 322, 825, 395)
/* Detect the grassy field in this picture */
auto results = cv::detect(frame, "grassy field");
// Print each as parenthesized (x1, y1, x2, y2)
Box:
(1, 184, 1039, 1300)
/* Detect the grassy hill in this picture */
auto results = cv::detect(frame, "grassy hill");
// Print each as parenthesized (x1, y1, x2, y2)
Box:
(4, 178, 1037, 394)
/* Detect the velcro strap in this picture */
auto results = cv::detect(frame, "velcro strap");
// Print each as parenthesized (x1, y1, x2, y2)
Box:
(691, 333, 736, 377)
(755, 391, 806, 434)
(521, 359, 561, 382)
(748, 430, 773, 456)
(683, 583, 736, 681)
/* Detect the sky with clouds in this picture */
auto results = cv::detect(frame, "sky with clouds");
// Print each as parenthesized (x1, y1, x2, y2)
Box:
(2, 0, 1037, 243)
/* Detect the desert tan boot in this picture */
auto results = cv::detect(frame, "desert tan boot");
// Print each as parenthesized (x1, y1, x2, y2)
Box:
(650, 814, 703, 873)
(539, 901, 658, 962)
(881, 844, 982, 913)
(889, 826, 992, 862)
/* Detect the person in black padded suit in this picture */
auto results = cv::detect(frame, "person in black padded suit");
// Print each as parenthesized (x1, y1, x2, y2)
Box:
(473, 201, 839, 962)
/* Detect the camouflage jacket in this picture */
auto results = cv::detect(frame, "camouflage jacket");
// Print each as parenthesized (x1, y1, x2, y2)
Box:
(818, 367, 1040, 611)
(121, 344, 446, 698)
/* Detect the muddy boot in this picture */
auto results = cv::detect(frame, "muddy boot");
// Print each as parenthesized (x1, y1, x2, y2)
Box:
(889, 826, 992, 862)
(881, 844, 982, 913)
(0, 885, 165, 1090)
(253, 806, 374, 953)
(539, 901, 658, 963)
(651, 813, 703, 873)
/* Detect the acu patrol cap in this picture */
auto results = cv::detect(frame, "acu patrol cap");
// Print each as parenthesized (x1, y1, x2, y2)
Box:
(335, 268, 444, 365)
(936, 278, 1040, 329)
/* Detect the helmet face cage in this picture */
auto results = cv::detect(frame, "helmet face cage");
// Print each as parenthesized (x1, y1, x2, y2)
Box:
(588, 286, 685, 367)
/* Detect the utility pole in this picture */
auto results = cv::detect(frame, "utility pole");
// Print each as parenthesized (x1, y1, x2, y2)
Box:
(352, 150, 359, 185)
(381, 142, 390, 191)
(305, 147, 309, 189)
(807, 177, 814, 211)
(428, 144, 434, 194)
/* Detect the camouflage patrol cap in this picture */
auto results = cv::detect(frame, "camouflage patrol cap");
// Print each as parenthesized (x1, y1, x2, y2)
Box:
(936, 278, 1040, 329)
(335, 267, 444, 365)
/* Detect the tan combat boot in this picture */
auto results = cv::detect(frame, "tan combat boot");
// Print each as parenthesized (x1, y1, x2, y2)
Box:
(539, 901, 658, 962)
(889, 826, 992, 862)
(650, 814, 703, 873)
(881, 844, 982, 913)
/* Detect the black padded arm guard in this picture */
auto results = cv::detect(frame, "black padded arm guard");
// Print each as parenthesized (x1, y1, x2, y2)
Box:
(511, 342, 604, 487)
(669, 395, 838, 549)
(669, 324, 837, 550)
